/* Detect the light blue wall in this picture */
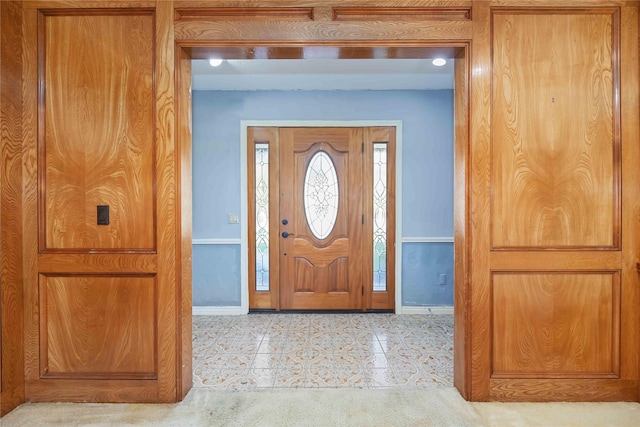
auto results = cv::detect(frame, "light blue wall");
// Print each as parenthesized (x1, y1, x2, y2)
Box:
(192, 90, 454, 307)
(402, 243, 454, 306)
(193, 245, 241, 306)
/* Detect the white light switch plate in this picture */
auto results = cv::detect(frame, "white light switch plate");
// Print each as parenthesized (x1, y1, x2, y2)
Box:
(228, 214, 239, 224)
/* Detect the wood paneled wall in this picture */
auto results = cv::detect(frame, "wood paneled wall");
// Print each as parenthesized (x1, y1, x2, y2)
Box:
(41, 12, 156, 252)
(1, 0, 24, 417)
(471, 3, 640, 401)
(20, 0, 191, 404)
(0, 0, 637, 414)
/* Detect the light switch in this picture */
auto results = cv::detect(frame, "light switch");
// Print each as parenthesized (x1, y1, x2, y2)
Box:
(97, 205, 109, 225)
(438, 274, 447, 286)
(228, 214, 239, 224)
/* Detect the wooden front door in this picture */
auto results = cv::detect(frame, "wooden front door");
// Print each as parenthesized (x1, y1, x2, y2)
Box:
(248, 126, 396, 311)
(279, 128, 363, 310)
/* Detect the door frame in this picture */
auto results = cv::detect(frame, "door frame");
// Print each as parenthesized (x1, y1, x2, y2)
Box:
(176, 42, 471, 398)
(241, 120, 403, 314)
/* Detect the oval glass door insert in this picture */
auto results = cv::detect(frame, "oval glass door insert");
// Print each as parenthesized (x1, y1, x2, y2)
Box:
(304, 151, 339, 240)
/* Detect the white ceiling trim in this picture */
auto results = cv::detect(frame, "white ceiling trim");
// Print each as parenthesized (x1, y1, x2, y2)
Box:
(191, 59, 454, 91)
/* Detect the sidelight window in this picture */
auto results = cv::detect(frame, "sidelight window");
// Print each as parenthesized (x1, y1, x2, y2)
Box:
(373, 143, 388, 292)
(255, 143, 270, 291)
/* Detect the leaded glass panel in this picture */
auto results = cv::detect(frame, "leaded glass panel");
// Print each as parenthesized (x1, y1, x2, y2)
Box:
(304, 151, 339, 240)
(255, 143, 269, 291)
(373, 143, 388, 292)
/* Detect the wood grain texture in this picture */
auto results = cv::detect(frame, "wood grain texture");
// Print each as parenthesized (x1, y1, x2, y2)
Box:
(38, 254, 157, 273)
(492, 273, 619, 377)
(175, 20, 471, 41)
(1, 0, 24, 417)
(177, 52, 193, 399)
(279, 128, 363, 310)
(491, 11, 618, 248)
(175, 7, 314, 21)
(22, 4, 42, 394)
(468, 0, 492, 401)
(619, 4, 639, 385)
(489, 379, 638, 402)
(184, 45, 464, 61)
(333, 7, 471, 21)
(40, 275, 156, 378)
(23, 1, 155, 8)
(41, 12, 155, 251)
(155, 0, 179, 402)
(490, 251, 622, 271)
(453, 46, 470, 398)
(173, 0, 473, 8)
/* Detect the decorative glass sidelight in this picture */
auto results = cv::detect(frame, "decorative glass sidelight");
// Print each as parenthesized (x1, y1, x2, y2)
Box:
(373, 143, 388, 292)
(255, 144, 270, 291)
(304, 151, 339, 240)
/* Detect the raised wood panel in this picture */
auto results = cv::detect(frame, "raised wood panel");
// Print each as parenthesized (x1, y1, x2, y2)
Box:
(490, 378, 638, 402)
(490, 251, 622, 271)
(174, 20, 471, 41)
(41, 11, 155, 251)
(40, 275, 156, 378)
(38, 254, 157, 273)
(0, 0, 24, 417)
(492, 273, 619, 378)
(332, 7, 471, 21)
(491, 10, 619, 249)
(175, 7, 314, 21)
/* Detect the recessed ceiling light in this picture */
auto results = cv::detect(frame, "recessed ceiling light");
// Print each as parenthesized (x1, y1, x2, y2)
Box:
(209, 58, 223, 67)
(432, 58, 447, 67)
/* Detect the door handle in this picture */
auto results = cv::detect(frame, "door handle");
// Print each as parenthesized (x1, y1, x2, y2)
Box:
(282, 231, 294, 238)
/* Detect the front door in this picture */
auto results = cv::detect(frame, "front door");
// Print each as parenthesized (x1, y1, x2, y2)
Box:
(279, 128, 363, 310)
(248, 126, 396, 311)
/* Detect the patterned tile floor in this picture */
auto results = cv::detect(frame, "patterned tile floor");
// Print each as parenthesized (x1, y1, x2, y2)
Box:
(193, 313, 454, 390)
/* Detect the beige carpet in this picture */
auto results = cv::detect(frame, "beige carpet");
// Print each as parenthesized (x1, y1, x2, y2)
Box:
(2, 387, 639, 427)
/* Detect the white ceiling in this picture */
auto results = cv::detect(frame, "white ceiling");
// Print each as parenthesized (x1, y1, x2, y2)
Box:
(191, 59, 454, 91)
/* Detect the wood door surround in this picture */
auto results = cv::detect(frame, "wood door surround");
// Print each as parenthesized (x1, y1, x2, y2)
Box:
(19, 3, 192, 405)
(248, 126, 396, 312)
(1, 0, 24, 417)
(0, 0, 637, 416)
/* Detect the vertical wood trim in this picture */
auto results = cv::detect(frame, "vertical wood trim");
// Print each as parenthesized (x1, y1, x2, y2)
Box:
(362, 129, 373, 310)
(620, 3, 640, 386)
(270, 129, 281, 311)
(0, 0, 25, 416)
(155, 0, 177, 402)
(22, 5, 40, 393)
(453, 46, 470, 399)
(176, 48, 193, 399)
(469, 0, 492, 401)
(247, 128, 258, 307)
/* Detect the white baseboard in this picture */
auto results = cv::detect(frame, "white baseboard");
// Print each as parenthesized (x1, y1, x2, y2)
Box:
(400, 306, 454, 315)
(193, 306, 248, 316)
(192, 306, 453, 315)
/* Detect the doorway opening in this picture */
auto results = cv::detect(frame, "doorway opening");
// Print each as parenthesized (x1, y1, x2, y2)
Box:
(179, 42, 469, 393)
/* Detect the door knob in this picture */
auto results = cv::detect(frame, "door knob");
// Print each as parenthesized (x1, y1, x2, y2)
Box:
(282, 231, 294, 238)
